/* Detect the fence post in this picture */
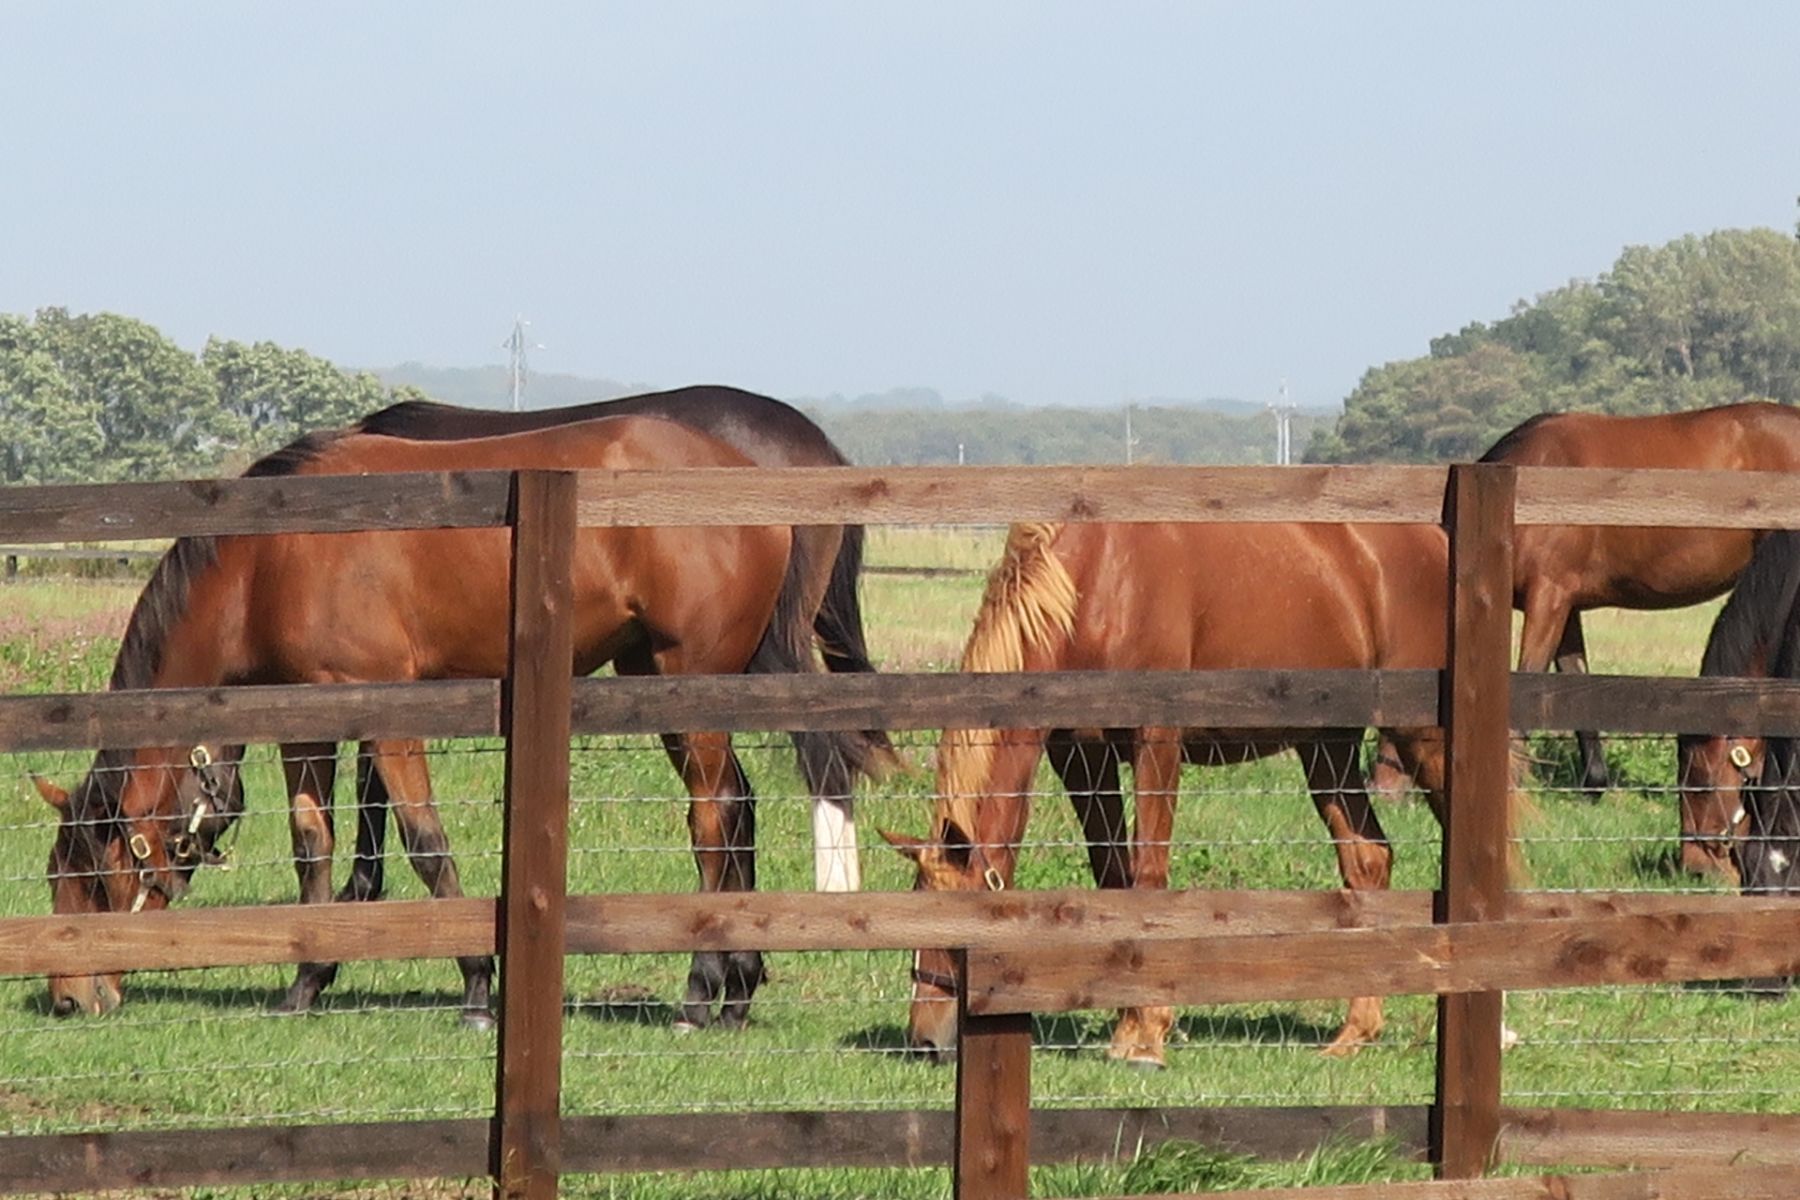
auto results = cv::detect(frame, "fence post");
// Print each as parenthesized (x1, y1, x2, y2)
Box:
(493, 470, 578, 1200)
(953, 950, 1032, 1200)
(1430, 461, 1516, 1178)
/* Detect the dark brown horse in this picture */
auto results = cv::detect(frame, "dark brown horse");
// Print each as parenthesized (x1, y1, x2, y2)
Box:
(272, 385, 883, 897)
(1676, 529, 1800, 881)
(1472, 402, 1800, 798)
(41, 416, 887, 1028)
(886, 520, 1520, 1067)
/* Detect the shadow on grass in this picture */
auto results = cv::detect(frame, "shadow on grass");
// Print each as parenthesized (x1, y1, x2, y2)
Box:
(579, 983, 678, 1026)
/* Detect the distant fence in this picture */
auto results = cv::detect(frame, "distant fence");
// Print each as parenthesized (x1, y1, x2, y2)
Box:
(2, 463, 1800, 1198)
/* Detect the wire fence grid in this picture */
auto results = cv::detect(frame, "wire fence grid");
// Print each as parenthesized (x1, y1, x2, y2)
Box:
(2, 729, 1796, 1148)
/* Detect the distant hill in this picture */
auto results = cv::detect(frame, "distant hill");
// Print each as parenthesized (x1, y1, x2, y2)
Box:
(361, 365, 1329, 464)
(368, 363, 651, 411)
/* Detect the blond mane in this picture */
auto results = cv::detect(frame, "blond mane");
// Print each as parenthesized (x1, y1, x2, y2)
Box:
(936, 523, 1077, 840)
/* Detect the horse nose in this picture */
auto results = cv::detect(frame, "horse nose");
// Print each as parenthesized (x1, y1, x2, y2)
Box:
(50, 994, 81, 1018)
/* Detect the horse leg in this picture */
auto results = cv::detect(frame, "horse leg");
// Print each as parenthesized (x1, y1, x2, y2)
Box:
(1301, 735, 1391, 1056)
(1047, 732, 1130, 889)
(811, 747, 860, 894)
(664, 730, 763, 1031)
(339, 739, 389, 903)
(1110, 729, 1180, 1067)
(1368, 735, 1412, 802)
(276, 742, 339, 1014)
(369, 739, 494, 1030)
(1048, 733, 1150, 1057)
(1554, 612, 1610, 798)
(1394, 731, 1522, 1051)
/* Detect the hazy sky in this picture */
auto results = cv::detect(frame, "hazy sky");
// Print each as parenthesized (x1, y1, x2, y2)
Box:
(3, 2, 1796, 408)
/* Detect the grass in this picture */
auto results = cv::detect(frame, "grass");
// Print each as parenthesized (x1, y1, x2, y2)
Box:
(0, 550, 1793, 1198)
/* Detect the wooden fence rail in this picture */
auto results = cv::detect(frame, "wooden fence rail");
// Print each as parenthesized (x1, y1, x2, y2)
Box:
(4, 462, 1800, 1199)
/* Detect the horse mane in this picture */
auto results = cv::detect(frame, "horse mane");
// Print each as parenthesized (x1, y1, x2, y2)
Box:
(935, 523, 1077, 841)
(1477, 412, 1561, 464)
(110, 429, 351, 692)
(1701, 530, 1800, 678)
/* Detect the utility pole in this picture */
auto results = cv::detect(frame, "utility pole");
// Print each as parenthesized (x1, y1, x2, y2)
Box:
(1124, 403, 1138, 465)
(503, 316, 543, 412)
(1270, 378, 1297, 466)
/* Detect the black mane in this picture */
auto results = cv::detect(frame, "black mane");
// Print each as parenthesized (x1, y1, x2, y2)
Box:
(1700, 530, 1800, 679)
(1477, 412, 1559, 464)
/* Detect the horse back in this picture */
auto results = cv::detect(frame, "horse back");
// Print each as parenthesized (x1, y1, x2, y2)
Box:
(359, 385, 849, 468)
(1481, 401, 1800, 470)
(1048, 521, 1447, 673)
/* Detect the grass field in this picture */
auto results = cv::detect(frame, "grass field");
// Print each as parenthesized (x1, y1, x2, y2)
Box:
(0, 538, 1792, 1199)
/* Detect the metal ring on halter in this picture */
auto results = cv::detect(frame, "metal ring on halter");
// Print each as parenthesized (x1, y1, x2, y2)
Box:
(189, 745, 212, 770)
(983, 866, 1005, 892)
(1731, 744, 1754, 771)
(128, 833, 153, 862)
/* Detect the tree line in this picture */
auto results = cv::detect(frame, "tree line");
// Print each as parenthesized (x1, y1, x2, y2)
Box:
(1306, 227, 1800, 463)
(0, 308, 426, 484)
(8, 223, 1796, 481)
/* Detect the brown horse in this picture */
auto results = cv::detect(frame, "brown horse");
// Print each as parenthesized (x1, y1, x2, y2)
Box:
(886, 520, 1518, 1067)
(1471, 402, 1800, 798)
(240, 386, 883, 897)
(41, 416, 887, 1027)
(1675, 529, 1800, 881)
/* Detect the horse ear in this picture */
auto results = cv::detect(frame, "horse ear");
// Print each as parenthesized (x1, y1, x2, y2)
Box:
(879, 828, 930, 863)
(31, 775, 68, 811)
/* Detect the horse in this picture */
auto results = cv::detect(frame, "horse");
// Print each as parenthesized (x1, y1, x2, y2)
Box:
(39, 415, 889, 1029)
(210, 385, 883, 898)
(1678, 529, 1800, 882)
(884, 520, 1524, 1068)
(1448, 402, 1800, 801)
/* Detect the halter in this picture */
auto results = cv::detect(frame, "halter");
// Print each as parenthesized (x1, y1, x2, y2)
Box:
(121, 745, 236, 913)
(909, 863, 1008, 999)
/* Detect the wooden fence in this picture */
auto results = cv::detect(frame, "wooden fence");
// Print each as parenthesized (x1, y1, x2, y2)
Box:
(3, 463, 1800, 1198)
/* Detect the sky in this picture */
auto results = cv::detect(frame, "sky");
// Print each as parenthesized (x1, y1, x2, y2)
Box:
(2, 2, 1797, 410)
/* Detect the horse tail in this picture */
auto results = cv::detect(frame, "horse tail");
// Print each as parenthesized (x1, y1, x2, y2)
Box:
(816, 522, 878, 674)
(937, 522, 1078, 841)
(747, 526, 893, 796)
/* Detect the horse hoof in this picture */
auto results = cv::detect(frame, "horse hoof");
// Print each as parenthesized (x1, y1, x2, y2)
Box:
(672, 1018, 703, 1035)
(1124, 1054, 1166, 1071)
(461, 1010, 496, 1032)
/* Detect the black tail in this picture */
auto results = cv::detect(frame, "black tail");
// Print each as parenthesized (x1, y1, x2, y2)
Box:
(815, 523, 878, 674)
(749, 528, 893, 797)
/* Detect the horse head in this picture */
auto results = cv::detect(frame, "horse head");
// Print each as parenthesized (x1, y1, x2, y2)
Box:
(37, 743, 245, 1016)
(1738, 743, 1800, 899)
(1676, 733, 1762, 882)
(881, 821, 1007, 1063)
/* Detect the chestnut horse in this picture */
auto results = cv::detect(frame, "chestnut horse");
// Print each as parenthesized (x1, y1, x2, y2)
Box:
(40, 416, 888, 1027)
(1676, 529, 1800, 881)
(887, 520, 1522, 1067)
(1473, 402, 1800, 797)
(204, 386, 881, 898)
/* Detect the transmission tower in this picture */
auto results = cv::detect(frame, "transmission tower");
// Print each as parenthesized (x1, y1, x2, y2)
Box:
(502, 316, 544, 412)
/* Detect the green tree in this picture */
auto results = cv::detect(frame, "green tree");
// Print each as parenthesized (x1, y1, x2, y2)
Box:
(32, 308, 231, 480)
(0, 314, 104, 483)
(204, 337, 392, 455)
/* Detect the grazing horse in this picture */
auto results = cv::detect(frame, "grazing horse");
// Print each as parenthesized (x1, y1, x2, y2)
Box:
(40, 416, 888, 1028)
(1678, 530, 1800, 882)
(886, 520, 1523, 1067)
(1470, 402, 1800, 798)
(214, 386, 883, 897)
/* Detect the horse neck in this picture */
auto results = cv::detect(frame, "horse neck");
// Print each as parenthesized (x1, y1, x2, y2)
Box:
(938, 728, 1044, 883)
(1704, 531, 1800, 679)
(117, 543, 252, 692)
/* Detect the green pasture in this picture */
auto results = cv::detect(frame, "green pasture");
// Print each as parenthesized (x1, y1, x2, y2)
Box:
(0, 545, 1792, 1198)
